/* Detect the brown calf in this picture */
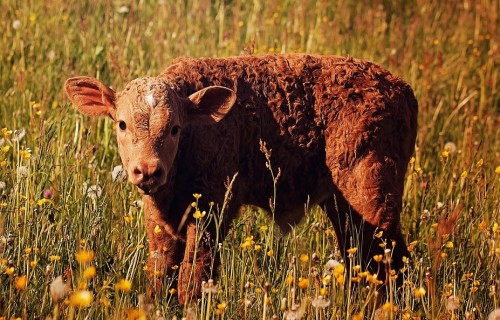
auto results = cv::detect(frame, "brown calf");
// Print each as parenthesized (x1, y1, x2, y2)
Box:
(65, 54, 418, 304)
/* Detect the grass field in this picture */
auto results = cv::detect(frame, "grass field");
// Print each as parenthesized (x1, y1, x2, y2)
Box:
(0, 0, 499, 319)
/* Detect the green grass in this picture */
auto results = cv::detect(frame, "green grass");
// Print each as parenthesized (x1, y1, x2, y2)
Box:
(0, 0, 498, 319)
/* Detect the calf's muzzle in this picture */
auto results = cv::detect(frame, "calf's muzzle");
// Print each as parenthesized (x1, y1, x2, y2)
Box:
(129, 160, 166, 194)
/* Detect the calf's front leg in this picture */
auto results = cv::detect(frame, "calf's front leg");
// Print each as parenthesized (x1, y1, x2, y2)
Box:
(178, 223, 217, 304)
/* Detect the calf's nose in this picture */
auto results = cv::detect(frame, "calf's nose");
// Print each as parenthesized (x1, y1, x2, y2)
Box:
(130, 161, 164, 186)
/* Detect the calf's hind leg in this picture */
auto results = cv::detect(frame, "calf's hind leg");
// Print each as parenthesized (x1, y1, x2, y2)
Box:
(324, 152, 410, 288)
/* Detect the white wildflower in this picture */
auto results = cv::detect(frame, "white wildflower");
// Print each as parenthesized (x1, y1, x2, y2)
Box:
(420, 209, 430, 221)
(446, 295, 460, 311)
(50, 276, 67, 303)
(118, 5, 129, 13)
(111, 165, 127, 182)
(17, 166, 29, 178)
(201, 279, 218, 294)
(133, 199, 143, 208)
(0, 181, 5, 189)
(311, 296, 330, 309)
(47, 50, 56, 62)
(324, 259, 340, 273)
(83, 183, 102, 200)
(437, 202, 444, 209)
(284, 303, 305, 320)
(444, 141, 457, 154)
(12, 128, 26, 142)
(12, 19, 21, 30)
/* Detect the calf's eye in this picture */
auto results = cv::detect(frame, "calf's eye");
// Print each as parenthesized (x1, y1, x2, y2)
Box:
(118, 121, 127, 131)
(171, 125, 180, 136)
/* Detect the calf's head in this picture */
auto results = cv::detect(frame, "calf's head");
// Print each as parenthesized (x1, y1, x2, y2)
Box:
(65, 77, 236, 194)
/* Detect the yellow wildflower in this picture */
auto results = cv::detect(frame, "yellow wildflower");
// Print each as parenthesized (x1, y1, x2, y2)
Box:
(100, 297, 111, 307)
(168, 288, 177, 295)
(240, 236, 254, 249)
(461, 171, 468, 178)
(154, 225, 162, 234)
(116, 279, 132, 292)
(30, 260, 37, 268)
(333, 264, 344, 278)
(445, 241, 454, 248)
(124, 215, 133, 223)
(299, 254, 309, 263)
(373, 255, 383, 263)
(414, 287, 426, 297)
(14, 276, 28, 290)
(493, 223, 499, 233)
(127, 308, 146, 320)
(37, 198, 51, 206)
(83, 266, 96, 279)
(1, 128, 13, 137)
(495, 166, 500, 174)
(50, 255, 61, 262)
(70, 290, 93, 307)
(298, 277, 309, 289)
(76, 250, 94, 264)
(193, 210, 206, 219)
(347, 247, 358, 255)
(476, 159, 483, 168)
(441, 150, 449, 158)
(322, 275, 332, 285)
(193, 193, 202, 199)
(266, 249, 273, 257)
(1, 145, 10, 153)
(353, 311, 364, 320)
(4, 267, 14, 275)
(285, 275, 293, 285)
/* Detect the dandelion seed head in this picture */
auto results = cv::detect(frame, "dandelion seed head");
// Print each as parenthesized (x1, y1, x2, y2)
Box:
(118, 5, 130, 13)
(83, 183, 102, 200)
(133, 199, 144, 208)
(50, 276, 67, 303)
(12, 19, 21, 30)
(446, 295, 460, 311)
(17, 166, 29, 178)
(420, 209, 430, 221)
(444, 142, 457, 154)
(111, 165, 127, 182)
(324, 259, 340, 272)
(311, 296, 330, 308)
(284, 303, 305, 320)
(12, 128, 25, 142)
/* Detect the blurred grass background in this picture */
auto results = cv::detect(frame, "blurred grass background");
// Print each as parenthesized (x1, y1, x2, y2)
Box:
(0, 0, 498, 319)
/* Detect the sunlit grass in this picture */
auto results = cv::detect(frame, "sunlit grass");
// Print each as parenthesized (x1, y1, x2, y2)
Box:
(0, 0, 499, 319)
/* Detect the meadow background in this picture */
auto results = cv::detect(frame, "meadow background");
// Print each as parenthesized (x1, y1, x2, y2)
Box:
(0, 0, 498, 319)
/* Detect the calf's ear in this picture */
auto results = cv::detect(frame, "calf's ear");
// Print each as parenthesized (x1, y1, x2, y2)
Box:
(185, 86, 236, 125)
(64, 77, 116, 119)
